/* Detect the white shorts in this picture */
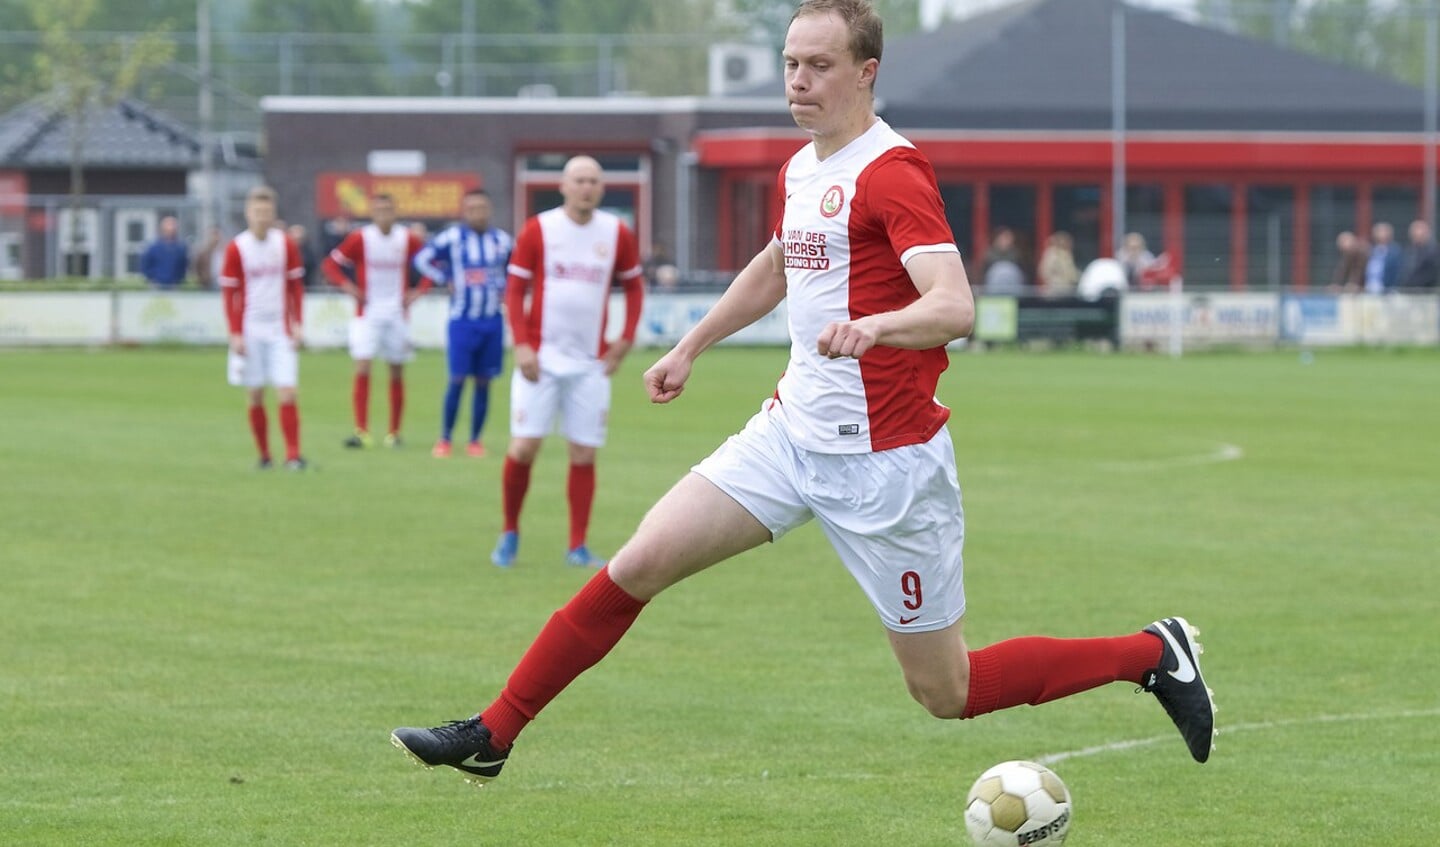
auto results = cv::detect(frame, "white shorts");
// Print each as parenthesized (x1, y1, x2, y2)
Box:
(693, 401, 966, 633)
(509, 365, 610, 447)
(227, 332, 298, 389)
(349, 312, 412, 364)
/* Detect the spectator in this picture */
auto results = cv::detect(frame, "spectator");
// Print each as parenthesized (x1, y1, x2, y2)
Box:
(1364, 222, 1402, 294)
(982, 258, 1026, 294)
(645, 243, 680, 292)
(288, 223, 319, 287)
(1329, 230, 1368, 292)
(981, 227, 1026, 293)
(140, 215, 189, 289)
(982, 227, 1019, 273)
(1037, 231, 1079, 297)
(322, 214, 353, 257)
(1400, 219, 1438, 290)
(1077, 257, 1128, 301)
(1118, 232, 1156, 288)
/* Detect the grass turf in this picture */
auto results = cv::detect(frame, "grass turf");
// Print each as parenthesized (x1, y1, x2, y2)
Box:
(1, 345, 1436, 845)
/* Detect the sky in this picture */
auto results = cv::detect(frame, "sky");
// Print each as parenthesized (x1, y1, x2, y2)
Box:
(921, 0, 1196, 28)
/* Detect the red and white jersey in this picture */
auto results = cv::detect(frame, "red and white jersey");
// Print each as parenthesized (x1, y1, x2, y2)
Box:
(772, 118, 959, 454)
(323, 223, 425, 317)
(221, 228, 305, 336)
(506, 207, 644, 374)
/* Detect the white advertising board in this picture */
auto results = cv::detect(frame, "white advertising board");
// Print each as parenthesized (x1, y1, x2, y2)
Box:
(0, 292, 113, 345)
(1120, 292, 1281, 348)
(116, 292, 230, 344)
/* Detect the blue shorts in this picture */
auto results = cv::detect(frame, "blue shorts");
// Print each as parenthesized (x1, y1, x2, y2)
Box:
(447, 321, 504, 380)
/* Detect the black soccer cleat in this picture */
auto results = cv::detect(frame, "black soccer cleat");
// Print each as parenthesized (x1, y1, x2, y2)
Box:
(1140, 616, 1216, 763)
(283, 457, 308, 472)
(391, 717, 509, 786)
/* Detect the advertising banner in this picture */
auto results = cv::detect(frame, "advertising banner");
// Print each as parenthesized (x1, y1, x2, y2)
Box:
(315, 172, 481, 220)
(116, 292, 230, 344)
(0, 292, 112, 345)
(1121, 292, 1281, 348)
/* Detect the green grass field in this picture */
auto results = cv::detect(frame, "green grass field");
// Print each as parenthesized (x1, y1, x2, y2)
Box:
(2, 344, 1437, 846)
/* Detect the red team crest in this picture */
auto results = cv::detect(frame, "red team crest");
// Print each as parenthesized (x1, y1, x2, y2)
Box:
(820, 185, 845, 218)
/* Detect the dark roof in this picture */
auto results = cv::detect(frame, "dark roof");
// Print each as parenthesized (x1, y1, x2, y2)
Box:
(0, 97, 201, 169)
(742, 0, 1431, 132)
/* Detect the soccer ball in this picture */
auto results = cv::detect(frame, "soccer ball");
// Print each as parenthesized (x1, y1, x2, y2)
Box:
(964, 760, 1072, 847)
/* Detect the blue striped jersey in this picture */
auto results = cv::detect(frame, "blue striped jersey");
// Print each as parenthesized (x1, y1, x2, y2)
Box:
(413, 224, 514, 323)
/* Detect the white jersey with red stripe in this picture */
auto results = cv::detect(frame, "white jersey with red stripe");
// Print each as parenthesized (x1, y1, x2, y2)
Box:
(507, 207, 643, 375)
(773, 118, 960, 454)
(329, 223, 419, 317)
(221, 228, 304, 335)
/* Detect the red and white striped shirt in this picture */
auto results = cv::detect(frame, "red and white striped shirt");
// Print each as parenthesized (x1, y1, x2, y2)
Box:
(220, 228, 305, 336)
(772, 119, 960, 454)
(321, 223, 427, 317)
(506, 207, 645, 374)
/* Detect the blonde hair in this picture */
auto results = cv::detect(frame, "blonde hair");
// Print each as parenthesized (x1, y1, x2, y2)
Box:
(246, 185, 277, 205)
(791, 0, 884, 66)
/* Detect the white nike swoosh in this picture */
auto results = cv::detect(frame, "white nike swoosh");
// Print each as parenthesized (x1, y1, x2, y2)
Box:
(459, 753, 505, 769)
(1154, 623, 1197, 684)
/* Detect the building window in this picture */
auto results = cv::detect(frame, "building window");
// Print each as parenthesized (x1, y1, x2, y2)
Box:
(938, 184, 974, 271)
(1125, 184, 1164, 260)
(1183, 184, 1232, 289)
(1373, 185, 1419, 234)
(514, 151, 651, 253)
(1248, 186, 1294, 290)
(1054, 184, 1101, 267)
(1309, 185, 1357, 288)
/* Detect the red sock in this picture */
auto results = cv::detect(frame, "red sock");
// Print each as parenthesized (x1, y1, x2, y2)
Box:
(388, 378, 404, 436)
(248, 405, 270, 461)
(567, 463, 596, 550)
(352, 373, 370, 433)
(502, 457, 532, 533)
(961, 632, 1162, 719)
(279, 401, 301, 462)
(480, 566, 646, 749)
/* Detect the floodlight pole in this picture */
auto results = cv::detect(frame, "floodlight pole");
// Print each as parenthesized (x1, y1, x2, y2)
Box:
(1111, 2, 1127, 257)
(1425, 5, 1437, 230)
(198, 0, 214, 242)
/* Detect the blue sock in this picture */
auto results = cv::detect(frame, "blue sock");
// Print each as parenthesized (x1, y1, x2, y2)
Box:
(441, 380, 463, 442)
(469, 379, 490, 443)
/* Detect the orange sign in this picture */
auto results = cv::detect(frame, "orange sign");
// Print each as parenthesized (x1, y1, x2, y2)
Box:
(315, 172, 482, 219)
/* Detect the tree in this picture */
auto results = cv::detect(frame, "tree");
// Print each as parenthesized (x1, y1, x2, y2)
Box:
(1199, 0, 1437, 88)
(727, 0, 921, 48)
(22, 0, 175, 274)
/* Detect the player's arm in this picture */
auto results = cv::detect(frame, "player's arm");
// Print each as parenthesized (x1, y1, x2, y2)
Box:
(285, 238, 306, 343)
(505, 267, 539, 382)
(644, 243, 786, 404)
(817, 155, 975, 359)
(220, 242, 245, 354)
(321, 232, 363, 302)
(602, 227, 647, 376)
(412, 233, 450, 288)
(602, 272, 645, 376)
(817, 251, 974, 359)
(403, 234, 432, 305)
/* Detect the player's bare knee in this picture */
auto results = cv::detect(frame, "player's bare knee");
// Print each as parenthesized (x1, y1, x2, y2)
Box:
(910, 684, 968, 720)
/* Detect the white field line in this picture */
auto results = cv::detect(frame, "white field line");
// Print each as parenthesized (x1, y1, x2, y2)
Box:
(1097, 442, 1243, 472)
(1037, 707, 1440, 766)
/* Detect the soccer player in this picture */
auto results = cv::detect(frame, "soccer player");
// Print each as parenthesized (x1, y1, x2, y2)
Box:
(321, 193, 428, 448)
(221, 186, 307, 470)
(393, 0, 1215, 785)
(488, 155, 646, 569)
(413, 189, 513, 459)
